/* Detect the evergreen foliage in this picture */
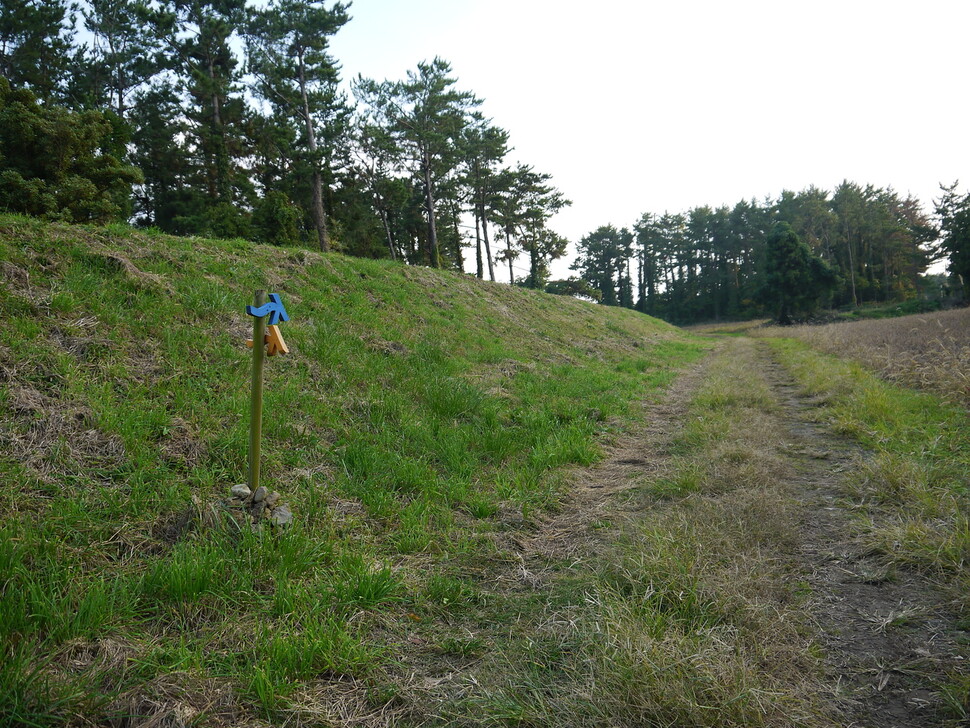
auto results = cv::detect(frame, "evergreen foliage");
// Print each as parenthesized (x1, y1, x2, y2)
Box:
(355, 58, 482, 267)
(0, 0, 573, 264)
(573, 184, 938, 324)
(760, 222, 838, 324)
(546, 277, 602, 302)
(0, 0, 951, 312)
(934, 182, 970, 297)
(572, 225, 633, 306)
(0, 0, 75, 103)
(245, 0, 350, 252)
(252, 190, 302, 245)
(0, 78, 142, 223)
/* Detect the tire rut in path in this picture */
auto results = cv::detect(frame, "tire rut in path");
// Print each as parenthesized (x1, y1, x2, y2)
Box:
(757, 342, 966, 728)
(509, 353, 715, 568)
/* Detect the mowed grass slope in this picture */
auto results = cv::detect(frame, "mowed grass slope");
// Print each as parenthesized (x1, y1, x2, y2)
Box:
(0, 214, 704, 725)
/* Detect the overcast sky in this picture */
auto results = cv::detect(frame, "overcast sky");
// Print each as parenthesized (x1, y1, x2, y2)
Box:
(329, 0, 968, 279)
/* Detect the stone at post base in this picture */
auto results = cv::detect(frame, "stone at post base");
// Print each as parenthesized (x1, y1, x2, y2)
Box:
(224, 484, 293, 530)
(269, 504, 293, 527)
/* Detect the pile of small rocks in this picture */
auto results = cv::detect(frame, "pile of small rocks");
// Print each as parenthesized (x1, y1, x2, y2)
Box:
(228, 483, 293, 528)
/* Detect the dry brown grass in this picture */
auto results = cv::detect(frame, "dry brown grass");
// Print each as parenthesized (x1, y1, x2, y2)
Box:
(684, 319, 771, 335)
(754, 308, 970, 406)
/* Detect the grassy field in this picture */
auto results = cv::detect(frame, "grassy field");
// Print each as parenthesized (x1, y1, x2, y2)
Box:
(0, 214, 707, 726)
(683, 319, 770, 335)
(401, 339, 835, 727)
(754, 308, 970, 407)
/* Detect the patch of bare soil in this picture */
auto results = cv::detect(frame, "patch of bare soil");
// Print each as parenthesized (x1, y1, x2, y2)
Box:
(758, 344, 968, 728)
(1, 383, 126, 486)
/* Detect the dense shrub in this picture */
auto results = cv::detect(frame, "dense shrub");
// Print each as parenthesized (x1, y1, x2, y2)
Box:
(0, 77, 142, 223)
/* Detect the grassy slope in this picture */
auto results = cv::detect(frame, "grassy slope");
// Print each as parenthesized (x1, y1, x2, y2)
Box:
(0, 214, 705, 725)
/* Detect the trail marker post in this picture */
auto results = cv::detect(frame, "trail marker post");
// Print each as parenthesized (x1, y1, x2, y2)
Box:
(246, 290, 290, 494)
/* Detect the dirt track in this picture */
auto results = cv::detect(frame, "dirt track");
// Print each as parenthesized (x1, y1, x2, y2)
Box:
(506, 338, 967, 727)
(762, 349, 966, 728)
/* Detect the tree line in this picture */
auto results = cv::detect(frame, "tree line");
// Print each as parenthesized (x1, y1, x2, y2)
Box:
(0, 0, 570, 282)
(569, 182, 970, 324)
(2, 0, 968, 321)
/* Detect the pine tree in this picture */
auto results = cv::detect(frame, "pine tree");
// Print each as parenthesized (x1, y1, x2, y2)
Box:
(572, 225, 633, 306)
(0, 0, 76, 103)
(0, 78, 142, 222)
(760, 222, 838, 324)
(129, 81, 203, 232)
(355, 58, 480, 268)
(459, 115, 509, 281)
(73, 0, 162, 117)
(246, 0, 350, 252)
(161, 0, 252, 234)
(934, 182, 970, 298)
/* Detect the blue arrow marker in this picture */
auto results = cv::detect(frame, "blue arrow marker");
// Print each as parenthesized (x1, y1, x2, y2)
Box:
(246, 293, 290, 325)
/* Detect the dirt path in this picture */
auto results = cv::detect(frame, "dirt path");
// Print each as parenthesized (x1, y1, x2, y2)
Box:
(757, 341, 967, 728)
(511, 355, 714, 566)
(420, 339, 967, 726)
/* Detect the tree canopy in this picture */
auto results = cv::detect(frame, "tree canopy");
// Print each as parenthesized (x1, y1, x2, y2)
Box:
(760, 222, 838, 324)
(0, 1, 955, 317)
(569, 183, 943, 324)
(934, 182, 970, 297)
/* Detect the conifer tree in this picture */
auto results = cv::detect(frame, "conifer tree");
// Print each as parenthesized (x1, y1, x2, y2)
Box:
(0, 0, 76, 103)
(0, 78, 142, 222)
(760, 221, 838, 324)
(572, 225, 633, 306)
(355, 58, 480, 268)
(459, 115, 509, 281)
(129, 82, 195, 230)
(246, 0, 350, 252)
(934, 182, 970, 298)
(73, 0, 162, 117)
(161, 0, 252, 234)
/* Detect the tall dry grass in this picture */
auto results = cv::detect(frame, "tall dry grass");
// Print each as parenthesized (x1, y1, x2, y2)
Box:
(754, 308, 970, 407)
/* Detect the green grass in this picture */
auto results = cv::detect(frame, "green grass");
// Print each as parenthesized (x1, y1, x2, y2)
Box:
(0, 214, 705, 724)
(832, 298, 944, 321)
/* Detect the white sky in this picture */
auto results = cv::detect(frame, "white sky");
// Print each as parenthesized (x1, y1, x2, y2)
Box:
(329, 0, 969, 279)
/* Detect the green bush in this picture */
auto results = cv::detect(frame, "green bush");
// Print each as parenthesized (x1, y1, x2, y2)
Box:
(0, 78, 142, 223)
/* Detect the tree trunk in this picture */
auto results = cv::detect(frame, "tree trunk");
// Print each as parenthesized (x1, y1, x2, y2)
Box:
(452, 208, 463, 271)
(379, 208, 395, 261)
(474, 207, 483, 279)
(529, 245, 539, 289)
(713, 255, 723, 321)
(846, 234, 858, 306)
(505, 224, 514, 284)
(422, 148, 440, 268)
(205, 52, 233, 204)
(298, 51, 329, 253)
(480, 196, 496, 281)
(636, 248, 645, 311)
(647, 255, 656, 312)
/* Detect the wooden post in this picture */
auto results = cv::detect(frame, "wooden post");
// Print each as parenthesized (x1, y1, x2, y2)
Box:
(248, 289, 267, 493)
